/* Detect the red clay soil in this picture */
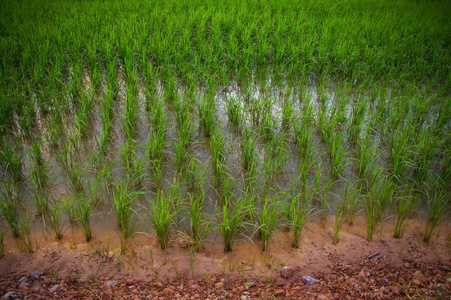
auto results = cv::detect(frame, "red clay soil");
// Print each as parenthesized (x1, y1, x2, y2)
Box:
(1, 217, 450, 299)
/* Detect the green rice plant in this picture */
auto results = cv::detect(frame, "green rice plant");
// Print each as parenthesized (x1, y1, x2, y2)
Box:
(281, 98, 294, 133)
(175, 114, 194, 172)
(120, 141, 136, 178)
(249, 97, 264, 127)
(423, 186, 447, 243)
(333, 180, 359, 244)
(393, 185, 418, 238)
(364, 175, 395, 241)
(210, 127, 227, 180)
(0, 145, 23, 182)
(413, 127, 437, 185)
(99, 91, 114, 154)
(185, 190, 211, 251)
(389, 123, 413, 184)
(0, 196, 20, 238)
(349, 98, 367, 144)
(198, 96, 215, 137)
(226, 96, 244, 129)
(61, 197, 77, 227)
(146, 131, 166, 184)
(31, 182, 50, 218)
(49, 202, 64, 240)
(77, 196, 92, 242)
(356, 129, 377, 183)
(150, 189, 176, 250)
(20, 215, 33, 253)
(293, 121, 314, 160)
(122, 86, 138, 143)
(184, 157, 208, 193)
(218, 197, 248, 252)
(263, 135, 287, 184)
(68, 162, 86, 192)
(241, 127, 258, 173)
(321, 175, 334, 224)
(329, 133, 347, 180)
(30, 141, 49, 191)
(260, 111, 277, 142)
(258, 199, 279, 251)
(75, 90, 93, 138)
(113, 180, 141, 240)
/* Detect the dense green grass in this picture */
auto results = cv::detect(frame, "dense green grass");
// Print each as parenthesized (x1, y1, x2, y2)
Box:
(0, 0, 450, 253)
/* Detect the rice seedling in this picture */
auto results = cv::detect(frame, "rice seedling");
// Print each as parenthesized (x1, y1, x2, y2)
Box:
(113, 180, 141, 240)
(389, 123, 413, 185)
(75, 90, 93, 138)
(122, 86, 138, 143)
(185, 190, 212, 251)
(257, 199, 279, 251)
(0, 196, 20, 238)
(49, 202, 64, 240)
(264, 135, 287, 185)
(146, 131, 166, 184)
(198, 96, 216, 137)
(20, 215, 34, 253)
(321, 175, 334, 224)
(241, 127, 258, 173)
(281, 97, 294, 134)
(364, 175, 395, 241)
(0, 145, 23, 182)
(393, 185, 418, 239)
(77, 196, 92, 242)
(218, 197, 248, 252)
(210, 126, 227, 184)
(333, 180, 360, 244)
(226, 96, 244, 129)
(423, 185, 447, 243)
(329, 133, 347, 180)
(150, 189, 176, 250)
(61, 196, 77, 227)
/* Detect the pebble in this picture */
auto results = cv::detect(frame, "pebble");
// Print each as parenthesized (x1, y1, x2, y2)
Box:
(215, 282, 224, 288)
(18, 281, 29, 289)
(30, 271, 41, 279)
(49, 284, 60, 293)
(19, 277, 28, 283)
(301, 276, 320, 285)
(106, 281, 118, 287)
(3, 292, 15, 299)
(280, 266, 296, 278)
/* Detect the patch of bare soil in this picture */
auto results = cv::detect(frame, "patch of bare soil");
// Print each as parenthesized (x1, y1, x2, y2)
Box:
(1, 217, 450, 299)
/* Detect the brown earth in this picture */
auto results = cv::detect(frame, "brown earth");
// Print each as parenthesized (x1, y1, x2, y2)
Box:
(1, 216, 450, 299)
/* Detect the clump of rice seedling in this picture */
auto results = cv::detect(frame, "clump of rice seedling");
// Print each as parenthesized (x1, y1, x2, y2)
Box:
(413, 127, 437, 185)
(389, 123, 413, 185)
(321, 175, 334, 224)
(263, 135, 287, 185)
(218, 197, 248, 252)
(150, 189, 176, 250)
(329, 133, 347, 180)
(113, 180, 140, 240)
(210, 126, 227, 186)
(122, 86, 138, 143)
(198, 96, 215, 137)
(49, 202, 64, 240)
(333, 180, 360, 244)
(364, 174, 394, 241)
(423, 185, 447, 243)
(61, 196, 77, 227)
(0, 145, 23, 182)
(286, 183, 315, 248)
(226, 96, 244, 129)
(20, 215, 33, 253)
(77, 196, 92, 242)
(393, 185, 418, 238)
(146, 130, 166, 184)
(0, 195, 20, 238)
(75, 90, 93, 138)
(258, 199, 279, 251)
(185, 190, 211, 251)
(281, 97, 294, 133)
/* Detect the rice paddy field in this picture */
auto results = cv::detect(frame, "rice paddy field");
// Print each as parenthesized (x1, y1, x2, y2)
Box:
(0, 0, 450, 278)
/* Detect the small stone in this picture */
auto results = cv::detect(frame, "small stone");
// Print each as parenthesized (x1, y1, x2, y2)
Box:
(317, 294, 329, 300)
(274, 289, 284, 296)
(358, 269, 366, 279)
(280, 266, 295, 279)
(215, 282, 224, 288)
(368, 252, 383, 260)
(442, 265, 451, 272)
(3, 292, 15, 299)
(49, 284, 60, 293)
(18, 281, 29, 289)
(241, 296, 251, 300)
(19, 277, 29, 283)
(302, 276, 319, 285)
(30, 271, 41, 279)
(106, 281, 118, 287)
